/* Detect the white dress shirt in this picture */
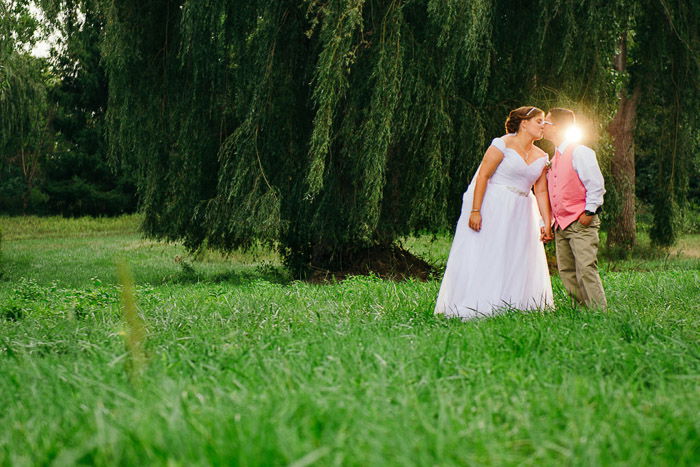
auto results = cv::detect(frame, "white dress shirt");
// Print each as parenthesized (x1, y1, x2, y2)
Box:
(557, 141, 606, 212)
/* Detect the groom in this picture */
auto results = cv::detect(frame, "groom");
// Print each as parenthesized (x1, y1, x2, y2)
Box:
(544, 108, 607, 309)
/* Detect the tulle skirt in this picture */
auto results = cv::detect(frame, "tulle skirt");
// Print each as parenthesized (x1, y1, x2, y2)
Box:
(435, 182, 554, 319)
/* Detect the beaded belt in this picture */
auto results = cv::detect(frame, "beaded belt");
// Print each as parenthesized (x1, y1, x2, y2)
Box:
(498, 185, 529, 197)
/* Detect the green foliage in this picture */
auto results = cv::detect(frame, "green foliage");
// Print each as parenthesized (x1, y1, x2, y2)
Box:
(42, 0, 137, 216)
(0, 0, 136, 216)
(0, 0, 42, 52)
(0, 53, 51, 213)
(102, 1, 637, 275)
(103, 0, 222, 244)
(0, 1, 51, 212)
(631, 0, 700, 246)
(3, 0, 699, 251)
(305, 0, 367, 198)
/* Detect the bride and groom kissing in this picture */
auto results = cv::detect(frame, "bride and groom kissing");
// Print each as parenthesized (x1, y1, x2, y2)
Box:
(435, 106, 607, 319)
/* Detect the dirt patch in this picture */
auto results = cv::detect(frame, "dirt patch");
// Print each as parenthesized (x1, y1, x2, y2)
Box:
(306, 244, 438, 283)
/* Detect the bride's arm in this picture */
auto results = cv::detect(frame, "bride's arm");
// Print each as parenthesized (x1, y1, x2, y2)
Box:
(533, 168, 552, 240)
(469, 146, 504, 231)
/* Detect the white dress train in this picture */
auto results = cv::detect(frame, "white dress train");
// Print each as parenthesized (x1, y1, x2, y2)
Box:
(435, 136, 554, 319)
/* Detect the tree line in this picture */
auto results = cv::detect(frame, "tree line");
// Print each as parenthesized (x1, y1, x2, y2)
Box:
(1, 0, 698, 275)
(0, 0, 136, 217)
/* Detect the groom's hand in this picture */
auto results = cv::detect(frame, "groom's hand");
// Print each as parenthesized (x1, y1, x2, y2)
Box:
(578, 213, 594, 226)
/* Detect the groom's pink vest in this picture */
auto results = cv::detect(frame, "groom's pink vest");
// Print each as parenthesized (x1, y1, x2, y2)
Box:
(547, 144, 586, 229)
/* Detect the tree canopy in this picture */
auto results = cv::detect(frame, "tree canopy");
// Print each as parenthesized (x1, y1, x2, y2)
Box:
(104, 0, 677, 275)
(4, 0, 696, 273)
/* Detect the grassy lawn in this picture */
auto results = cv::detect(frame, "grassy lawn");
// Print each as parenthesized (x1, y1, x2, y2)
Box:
(0, 216, 698, 465)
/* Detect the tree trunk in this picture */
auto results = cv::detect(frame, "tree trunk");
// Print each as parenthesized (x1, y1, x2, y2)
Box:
(20, 146, 41, 214)
(607, 34, 641, 249)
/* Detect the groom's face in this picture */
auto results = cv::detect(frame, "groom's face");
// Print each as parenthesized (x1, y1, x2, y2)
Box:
(543, 112, 556, 140)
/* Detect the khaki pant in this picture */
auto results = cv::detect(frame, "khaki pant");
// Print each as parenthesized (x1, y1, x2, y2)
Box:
(555, 215, 607, 309)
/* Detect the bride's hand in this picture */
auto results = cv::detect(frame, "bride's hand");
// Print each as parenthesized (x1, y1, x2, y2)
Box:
(469, 212, 482, 231)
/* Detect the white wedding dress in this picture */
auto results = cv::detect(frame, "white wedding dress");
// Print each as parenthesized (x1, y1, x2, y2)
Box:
(435, 136, 554, 319)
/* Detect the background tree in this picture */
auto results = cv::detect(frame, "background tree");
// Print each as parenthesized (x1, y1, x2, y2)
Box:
(101, 0, 698, 276)
(607, 0, 700, 249)
(638, 0, 699, 247)
(41, 0, 137, 216)
(607, 29, 641, 248)
(1, 0, 695, 269)
(1, 0, 137, 216)
(0, 0, 52, 214)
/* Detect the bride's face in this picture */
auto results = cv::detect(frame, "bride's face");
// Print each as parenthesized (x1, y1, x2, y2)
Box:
(521, 113, 546, 140)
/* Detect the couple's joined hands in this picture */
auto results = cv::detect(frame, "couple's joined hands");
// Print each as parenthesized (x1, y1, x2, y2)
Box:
(539, 213, 594, 242)
(471, 213, 554, 243)
(540, 226, 553, 243)
(471, 212, 569, 244)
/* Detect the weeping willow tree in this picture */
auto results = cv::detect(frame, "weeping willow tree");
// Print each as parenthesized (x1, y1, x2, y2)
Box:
(606, 0, 700, 248)
(636, 0, 699, 247)
(102, 0, 692, 275)
(0, 54, 48, 212)
(0, 0, 51, 213)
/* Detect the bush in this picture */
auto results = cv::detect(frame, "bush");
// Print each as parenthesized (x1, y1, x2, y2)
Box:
(680, 204, 700, 235)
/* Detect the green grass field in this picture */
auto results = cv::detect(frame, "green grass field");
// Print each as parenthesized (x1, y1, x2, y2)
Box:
(1, 216, 698, 465)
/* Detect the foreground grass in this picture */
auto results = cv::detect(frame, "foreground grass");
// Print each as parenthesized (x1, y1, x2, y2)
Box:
(0, 216, 698, 465)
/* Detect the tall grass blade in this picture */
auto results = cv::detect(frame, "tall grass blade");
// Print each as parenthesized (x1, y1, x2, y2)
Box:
(116, 260, 147, 384)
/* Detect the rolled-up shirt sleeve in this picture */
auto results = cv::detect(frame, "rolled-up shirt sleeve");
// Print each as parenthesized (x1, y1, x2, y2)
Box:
(572, 146, 605, 212)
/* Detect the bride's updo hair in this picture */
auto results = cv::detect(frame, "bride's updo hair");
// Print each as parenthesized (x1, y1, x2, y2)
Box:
(505, 106, 544, 134)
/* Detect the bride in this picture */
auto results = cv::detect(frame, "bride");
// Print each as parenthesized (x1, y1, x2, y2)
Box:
(435, 106, 554, 319)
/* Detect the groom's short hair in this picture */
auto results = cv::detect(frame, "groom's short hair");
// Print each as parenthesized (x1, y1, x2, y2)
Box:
(549, 108, 576, 127)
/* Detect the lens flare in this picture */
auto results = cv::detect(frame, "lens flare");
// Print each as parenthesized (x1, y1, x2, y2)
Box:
(565, 125, 583, 142)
